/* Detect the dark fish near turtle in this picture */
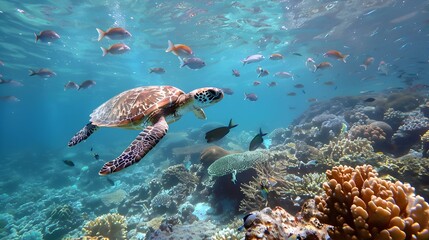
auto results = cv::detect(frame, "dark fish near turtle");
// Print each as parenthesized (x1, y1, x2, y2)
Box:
(64, 81, 79, 91)
(220, 88, 234, 95)
(34, 30, 60, 43)
(29, 68, 56, 78)
(363, 97, 376, 102)
(205, 119, 238, 143)
(79, 80, 96, 90)
(249, 128, 267, 151)
(149, 67, 165, 74)
(63, 159, 75, 167)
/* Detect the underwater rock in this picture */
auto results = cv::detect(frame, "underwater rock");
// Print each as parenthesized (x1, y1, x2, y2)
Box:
(200, 145, 235, 167)
(244, 206, 330, 240)
(315, 165, 429, 240)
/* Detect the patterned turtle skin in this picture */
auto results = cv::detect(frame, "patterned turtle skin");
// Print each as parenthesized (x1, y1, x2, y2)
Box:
(68, 85, 223, 175)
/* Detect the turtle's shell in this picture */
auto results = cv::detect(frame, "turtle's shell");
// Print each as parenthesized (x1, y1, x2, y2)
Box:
(90, 86, 185, 127)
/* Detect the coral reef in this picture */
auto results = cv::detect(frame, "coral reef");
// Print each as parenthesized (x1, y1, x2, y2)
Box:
(208, 151, 267, 177)
(212, 227, 243, 240)
(315, 165, 429, 240)
(82, 213, 127, 240)
(422, 130, 429, 157)
(200, 145, 235, 167)
(386, 92, 423, 112)
(383, 108, 406, 130)
(320, 137, 374, 163)
(100, 189, 127, 207)
(348, 124, 387, 147)
(244, 206, 330, 240)
(43, 204, 82, 240)
(146, 219, 218, 239)
(160, 164, 199, 188)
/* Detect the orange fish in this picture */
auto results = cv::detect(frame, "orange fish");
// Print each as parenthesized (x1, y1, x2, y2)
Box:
(324, 50, 349, 63)
(96, 27, 132, 41)
(165, 40, 193, 58)
(100, 43, 130, 56)
(269, 53, 283, 60)
(315, 62, 333, 71)
(360, 57, 374, 70)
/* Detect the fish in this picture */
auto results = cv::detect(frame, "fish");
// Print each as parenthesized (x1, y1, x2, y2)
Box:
(165, 40, 193, 58)
(244, 93, 258, 101)
(323, 50, 349, 63)
(106, 177, 115, 186)
(93, 153, 100, 160)
(179, 57, 206, 69)
(363, 97, 376, 102)
(269, 53, 283, 60)
(294, 83, 304, 88)
(307, 98, 317, 102)
(220, 88, 234, 95)
(149, 67, 165, 74)
(360, 57, 375, 70)
(101, 43, 131, 56)
(96, 27, 131, 41)
(0, 78, 23, 87)
(249, 128, 267, 151)
(287, 92, 296, 96)
(274, 71, 294, 80)
(64, 81, 79, 91)
(79, 80, 96, 90)
(205, 119, 238, 143)
(292, 52, 302, 56)
(34, 30, 60, 43)
(63, 159, 75, 167)
(315, 62, 333, 71)
(258, 69, 269, 78)
(377, 61, 389, 75)
(305, 58, 317, 72)
(0, 60, 4, 66)
(241, 54, 264, 65)
(29, 68, 56, 78)
(253, 81, 261, 86)
(232, 69, 240, 77)
(0, 96, 20, 102)
(323, 81, 335, 86)
(302, 90, 306, 94)
(237, 213, 257, 231)
(267, 81, 277, 87)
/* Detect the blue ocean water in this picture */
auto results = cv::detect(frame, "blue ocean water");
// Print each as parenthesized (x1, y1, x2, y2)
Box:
(0, 0, 428, 239)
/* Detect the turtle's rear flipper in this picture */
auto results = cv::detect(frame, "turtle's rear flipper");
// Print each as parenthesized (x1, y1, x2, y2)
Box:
(99, 117, 168, 175)
(68, 123, 98, 147)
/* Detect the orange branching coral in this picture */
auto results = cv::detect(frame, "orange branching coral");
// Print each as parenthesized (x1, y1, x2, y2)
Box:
(315, 165, 429, 240)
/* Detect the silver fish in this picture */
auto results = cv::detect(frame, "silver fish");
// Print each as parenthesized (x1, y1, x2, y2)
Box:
(64, 81, 79, 91)
(180, 57, 206, 69)
(241, 54, 264, 65)
(34, 30, 60, 43)
(29, 68, 56, 78)
(0, 96, 20, 102)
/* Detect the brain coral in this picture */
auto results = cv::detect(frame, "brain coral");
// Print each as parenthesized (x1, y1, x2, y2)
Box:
(315, 165, 429, 240)
(82, 213, 127, 240)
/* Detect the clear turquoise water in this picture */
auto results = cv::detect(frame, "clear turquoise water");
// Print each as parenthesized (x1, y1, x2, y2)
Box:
(0, 0, 428, 238)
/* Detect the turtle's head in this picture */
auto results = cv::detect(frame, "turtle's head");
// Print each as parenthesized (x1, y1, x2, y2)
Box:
(189, 87, 224, 107)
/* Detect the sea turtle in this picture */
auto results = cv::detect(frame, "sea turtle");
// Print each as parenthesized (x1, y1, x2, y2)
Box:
(68, 85, 223, 175)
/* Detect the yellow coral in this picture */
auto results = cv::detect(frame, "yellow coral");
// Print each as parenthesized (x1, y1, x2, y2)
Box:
(422, 130, 429, 142)
(83, 213, 127, 240)
(315, 165, 429, 240)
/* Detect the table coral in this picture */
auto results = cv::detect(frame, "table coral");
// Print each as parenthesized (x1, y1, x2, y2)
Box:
(100, 189, 127, 207)
(315, 165, 429, 240)
(82, 213, 127, 240)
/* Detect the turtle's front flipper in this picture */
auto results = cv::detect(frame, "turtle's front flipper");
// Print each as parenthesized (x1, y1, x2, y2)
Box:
(99, 116, 168, 175)
(68, 123, 98, 147)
